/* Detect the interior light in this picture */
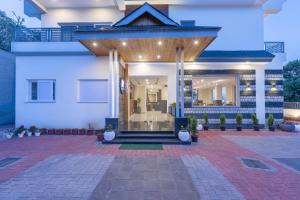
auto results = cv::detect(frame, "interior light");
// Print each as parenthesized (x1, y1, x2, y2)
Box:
(158, 41, 163, 46)
(138, 55, 143, 59)
(194, 40, 199, 45)
(122, 41, 127, 46)
(92, 42, 98, 47)
(271, 83, 277, 92)
(157, 55, 161, 59)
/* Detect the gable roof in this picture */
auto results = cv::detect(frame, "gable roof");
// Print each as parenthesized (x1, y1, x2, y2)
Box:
(113, 3, 179, 27)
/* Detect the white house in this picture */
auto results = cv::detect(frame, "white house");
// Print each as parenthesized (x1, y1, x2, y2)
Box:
(12, 0, 286, 136)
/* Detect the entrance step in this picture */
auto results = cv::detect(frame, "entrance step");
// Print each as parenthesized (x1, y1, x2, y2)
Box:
(103, 132, 190, 145)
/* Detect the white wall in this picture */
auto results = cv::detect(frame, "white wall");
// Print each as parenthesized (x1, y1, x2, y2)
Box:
(15, 55, 110, 129)
(41, 8, 124, 27)
(169, 5, 265, 50)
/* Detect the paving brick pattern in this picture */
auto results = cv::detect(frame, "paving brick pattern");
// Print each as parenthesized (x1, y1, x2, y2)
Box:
(182, 155, 245, 200)
(0, 155, 113, 200)
(89, 156, 200, 200)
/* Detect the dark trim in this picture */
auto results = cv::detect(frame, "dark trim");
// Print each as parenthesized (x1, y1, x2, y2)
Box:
(265, 102, 284, 107)
(265, 70, 283, 75)
(265, 113, 283, 119)
(184, 69, 255, 76)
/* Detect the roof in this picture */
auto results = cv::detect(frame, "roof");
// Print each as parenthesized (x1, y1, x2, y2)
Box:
(196, 51, 275, 62)
(113, 2, 179, 27)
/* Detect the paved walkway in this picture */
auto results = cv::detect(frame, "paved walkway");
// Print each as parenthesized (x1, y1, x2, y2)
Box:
(0, 131, 299, 200)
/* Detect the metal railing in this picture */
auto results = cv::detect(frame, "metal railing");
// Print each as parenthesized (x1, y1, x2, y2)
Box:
(14, 27, 78, 42)
(284, 102, 300, 109)
(264, 42, 285, 53)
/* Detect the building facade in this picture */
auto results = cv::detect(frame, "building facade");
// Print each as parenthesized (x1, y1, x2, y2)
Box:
(13, 0, 286, 131)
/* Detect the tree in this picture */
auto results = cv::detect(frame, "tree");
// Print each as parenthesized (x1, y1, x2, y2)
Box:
(0, 10, 24, 51)
(283, 60, 300, 102)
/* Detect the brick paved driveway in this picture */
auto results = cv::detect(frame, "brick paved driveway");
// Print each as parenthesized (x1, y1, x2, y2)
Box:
(0, 131, 299, 200)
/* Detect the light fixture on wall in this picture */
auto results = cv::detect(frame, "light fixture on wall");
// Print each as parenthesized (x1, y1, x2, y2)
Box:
(271, 82, 277, 92)
(246, 83, 252, 91)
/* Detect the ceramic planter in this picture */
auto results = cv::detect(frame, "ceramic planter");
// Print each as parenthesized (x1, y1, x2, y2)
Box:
(203, 125, 209, 131)
(236, 126, 242, 131)
(97, 134, 104, 141)
(35, 132, 41, 137)
(253, 126, 260, 131)
(178, 130, 191, 142)
(18, 130, 26, 138)
(197, 124, 203, 131)
(268, 126, 275, 132)
(191, 135, 198, 142)
(6, 133, 13, 139)
(220, 126, 226, 131)
(27, 132, 33, 137)
(104, 131, 115, 141)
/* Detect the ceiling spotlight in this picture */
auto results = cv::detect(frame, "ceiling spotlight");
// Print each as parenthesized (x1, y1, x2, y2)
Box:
(122, 41, 127, 46)
(138, 55, 143, 59)
(157, 41, 163, 46)
(157, 55, 161, 59)
(194, 40, 199, 45)
(92, 42, 98, 47)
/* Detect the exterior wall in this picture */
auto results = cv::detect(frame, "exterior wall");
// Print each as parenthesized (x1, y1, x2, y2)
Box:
(169, 5, 264, 50)
(15, 55, 110, 129)
(41, 8, 124, 27)
(0, 50, 15, 125)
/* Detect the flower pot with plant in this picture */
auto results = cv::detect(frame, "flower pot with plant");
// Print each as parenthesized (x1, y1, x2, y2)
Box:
(219, 115, 226, 131)
(236, 113, 243, 131)
(35, 128, 41, 136)
(178, 125, 191, 142)
(251, 113, 260, 131)
(190, 117, 198, 142)
(16, 125, 26, 138)
(6, 128, 15, 139)
(104, 124, 115, 141)
(96, 129, 105, 141)
(28, 126, 36, 137)
(268, 114, 275, 131)
(203, 113, 209, 131)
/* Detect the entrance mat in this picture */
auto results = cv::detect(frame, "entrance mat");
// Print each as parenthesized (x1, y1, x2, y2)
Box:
(119, 144, 163, 150)
(240, 158, 270, 170)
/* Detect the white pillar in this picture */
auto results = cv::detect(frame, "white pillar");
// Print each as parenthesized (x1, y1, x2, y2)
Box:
(176, 48, 180, 117)
(180, 48, 185, 117)
(109, 50, 115, 118)
(114, 50, 119, 118)
(256, 68, 266, 124)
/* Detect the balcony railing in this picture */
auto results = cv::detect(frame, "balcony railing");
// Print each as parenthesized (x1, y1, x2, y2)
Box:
(284, 102, 300, 110)
(14, 27, 78, 42)
(264, 42, 285, 53)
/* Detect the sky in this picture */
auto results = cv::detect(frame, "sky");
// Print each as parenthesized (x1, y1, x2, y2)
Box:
(0, 0, 299, 62)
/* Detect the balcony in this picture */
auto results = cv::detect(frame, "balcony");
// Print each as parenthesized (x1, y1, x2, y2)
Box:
(264, 42, 285, 53)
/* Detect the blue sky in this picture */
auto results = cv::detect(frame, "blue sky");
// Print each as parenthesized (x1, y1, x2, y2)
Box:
(0, 0, 299, 62)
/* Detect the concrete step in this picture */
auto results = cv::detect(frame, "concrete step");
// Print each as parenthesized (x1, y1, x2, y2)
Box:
(103, 138, 189, 145)
(117, 133, 176, 139)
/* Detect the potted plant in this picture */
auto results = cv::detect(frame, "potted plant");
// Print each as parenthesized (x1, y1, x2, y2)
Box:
(219, 115, 226, 131)
(104, 124, 115, 141)
(16, 125, 26, 138)
(28, 126, 36, 137)
(178, 125, 191, 142)
(236, 113, 243, 131)
(35, 128, 41, 136)
(5, 128, 15, 139)
(268, 114, 275, 131)
(136, 98, 141, 114)
(251, 113, 260, 131)
(190, 117, 198, 142)
(203, 113, 209, 131)
(96, 129, 105, 142)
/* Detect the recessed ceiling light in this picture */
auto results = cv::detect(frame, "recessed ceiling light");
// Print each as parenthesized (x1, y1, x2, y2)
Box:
(122, 41, 127, 46)
(157, 55, 161, 59)
(194, 40, 199, 45)
(92, 42, 98, 47)
(158, 41, 163, 46)
(138, 55, 143, 59)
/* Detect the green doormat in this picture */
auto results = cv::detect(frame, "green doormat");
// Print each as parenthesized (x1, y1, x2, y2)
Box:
(119, 144, 163, 150)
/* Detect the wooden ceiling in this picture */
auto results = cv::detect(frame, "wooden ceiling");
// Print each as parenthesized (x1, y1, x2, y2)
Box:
(80, 37, 214, 62)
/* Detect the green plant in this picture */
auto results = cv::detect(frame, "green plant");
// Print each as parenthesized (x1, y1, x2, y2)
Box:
(203, 113, 209, 125)
(106, 124, 113, 132)
(267, 114, 274, 127)
(251, 113, 259, 126)
(29, 126, 36, 133)
(191, 117, 198, 136)
(219, 115, 226, 126)
(180, 125, 186, 130)
(236, 113, 243, 126)
(137, 98, 141, 104)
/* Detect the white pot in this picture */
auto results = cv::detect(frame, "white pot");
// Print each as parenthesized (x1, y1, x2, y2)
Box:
(27, 132, 33, 137)
(18, 131, 26, 138)
(104, 131, 115, 141)
(6, 133, 13, 139)
(295, 125, 300, 132)
(178, 130, 191, 142)
(197, 124, 203, 131)
(35, 132, 41, 137)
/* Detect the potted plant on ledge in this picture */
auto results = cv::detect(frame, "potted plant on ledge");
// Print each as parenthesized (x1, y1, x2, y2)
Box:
(178, 125, 191, 142)
(16, 125, 26, 138)
(251, 113, 260, 131)
(219, 115, 226, 131)
(268, 114, 275, 131)
(104, 124, 115, 141)
(203, 113, 209, 131)
(96, 129, 105, 142)
(236, 113, 243, 131)
(190, 117, 198, 142)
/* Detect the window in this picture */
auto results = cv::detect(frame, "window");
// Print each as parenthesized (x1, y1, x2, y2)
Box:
(28, 80, 56, 102)
(78, 80, 108, 103)
(192, 75, 239, 107)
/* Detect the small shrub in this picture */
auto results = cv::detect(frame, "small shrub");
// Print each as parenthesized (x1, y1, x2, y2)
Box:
(203, 113, 209, 125)
(236, 113, 243, 126)
(267, 114, 274, 127)
(191, 117, 198, 136)
(251, 113, 259, 126)
(219, 115, 226, 127)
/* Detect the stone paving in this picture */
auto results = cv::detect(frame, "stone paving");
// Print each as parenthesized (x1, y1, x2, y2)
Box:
(0, 131, 300, 200)
(0, 154, 113, 200)
(182, 155, 245, 200)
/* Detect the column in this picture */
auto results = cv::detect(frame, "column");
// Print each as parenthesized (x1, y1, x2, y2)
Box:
(256, 68, 266, 124)
(180, 47, 185, 117)
(109, 50, 114, 118)
(114, 50, 119, 118)
(176, 48, 180, 117)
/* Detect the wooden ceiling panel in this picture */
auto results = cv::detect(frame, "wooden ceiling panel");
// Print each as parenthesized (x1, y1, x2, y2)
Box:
(80, 37, 214, 62)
